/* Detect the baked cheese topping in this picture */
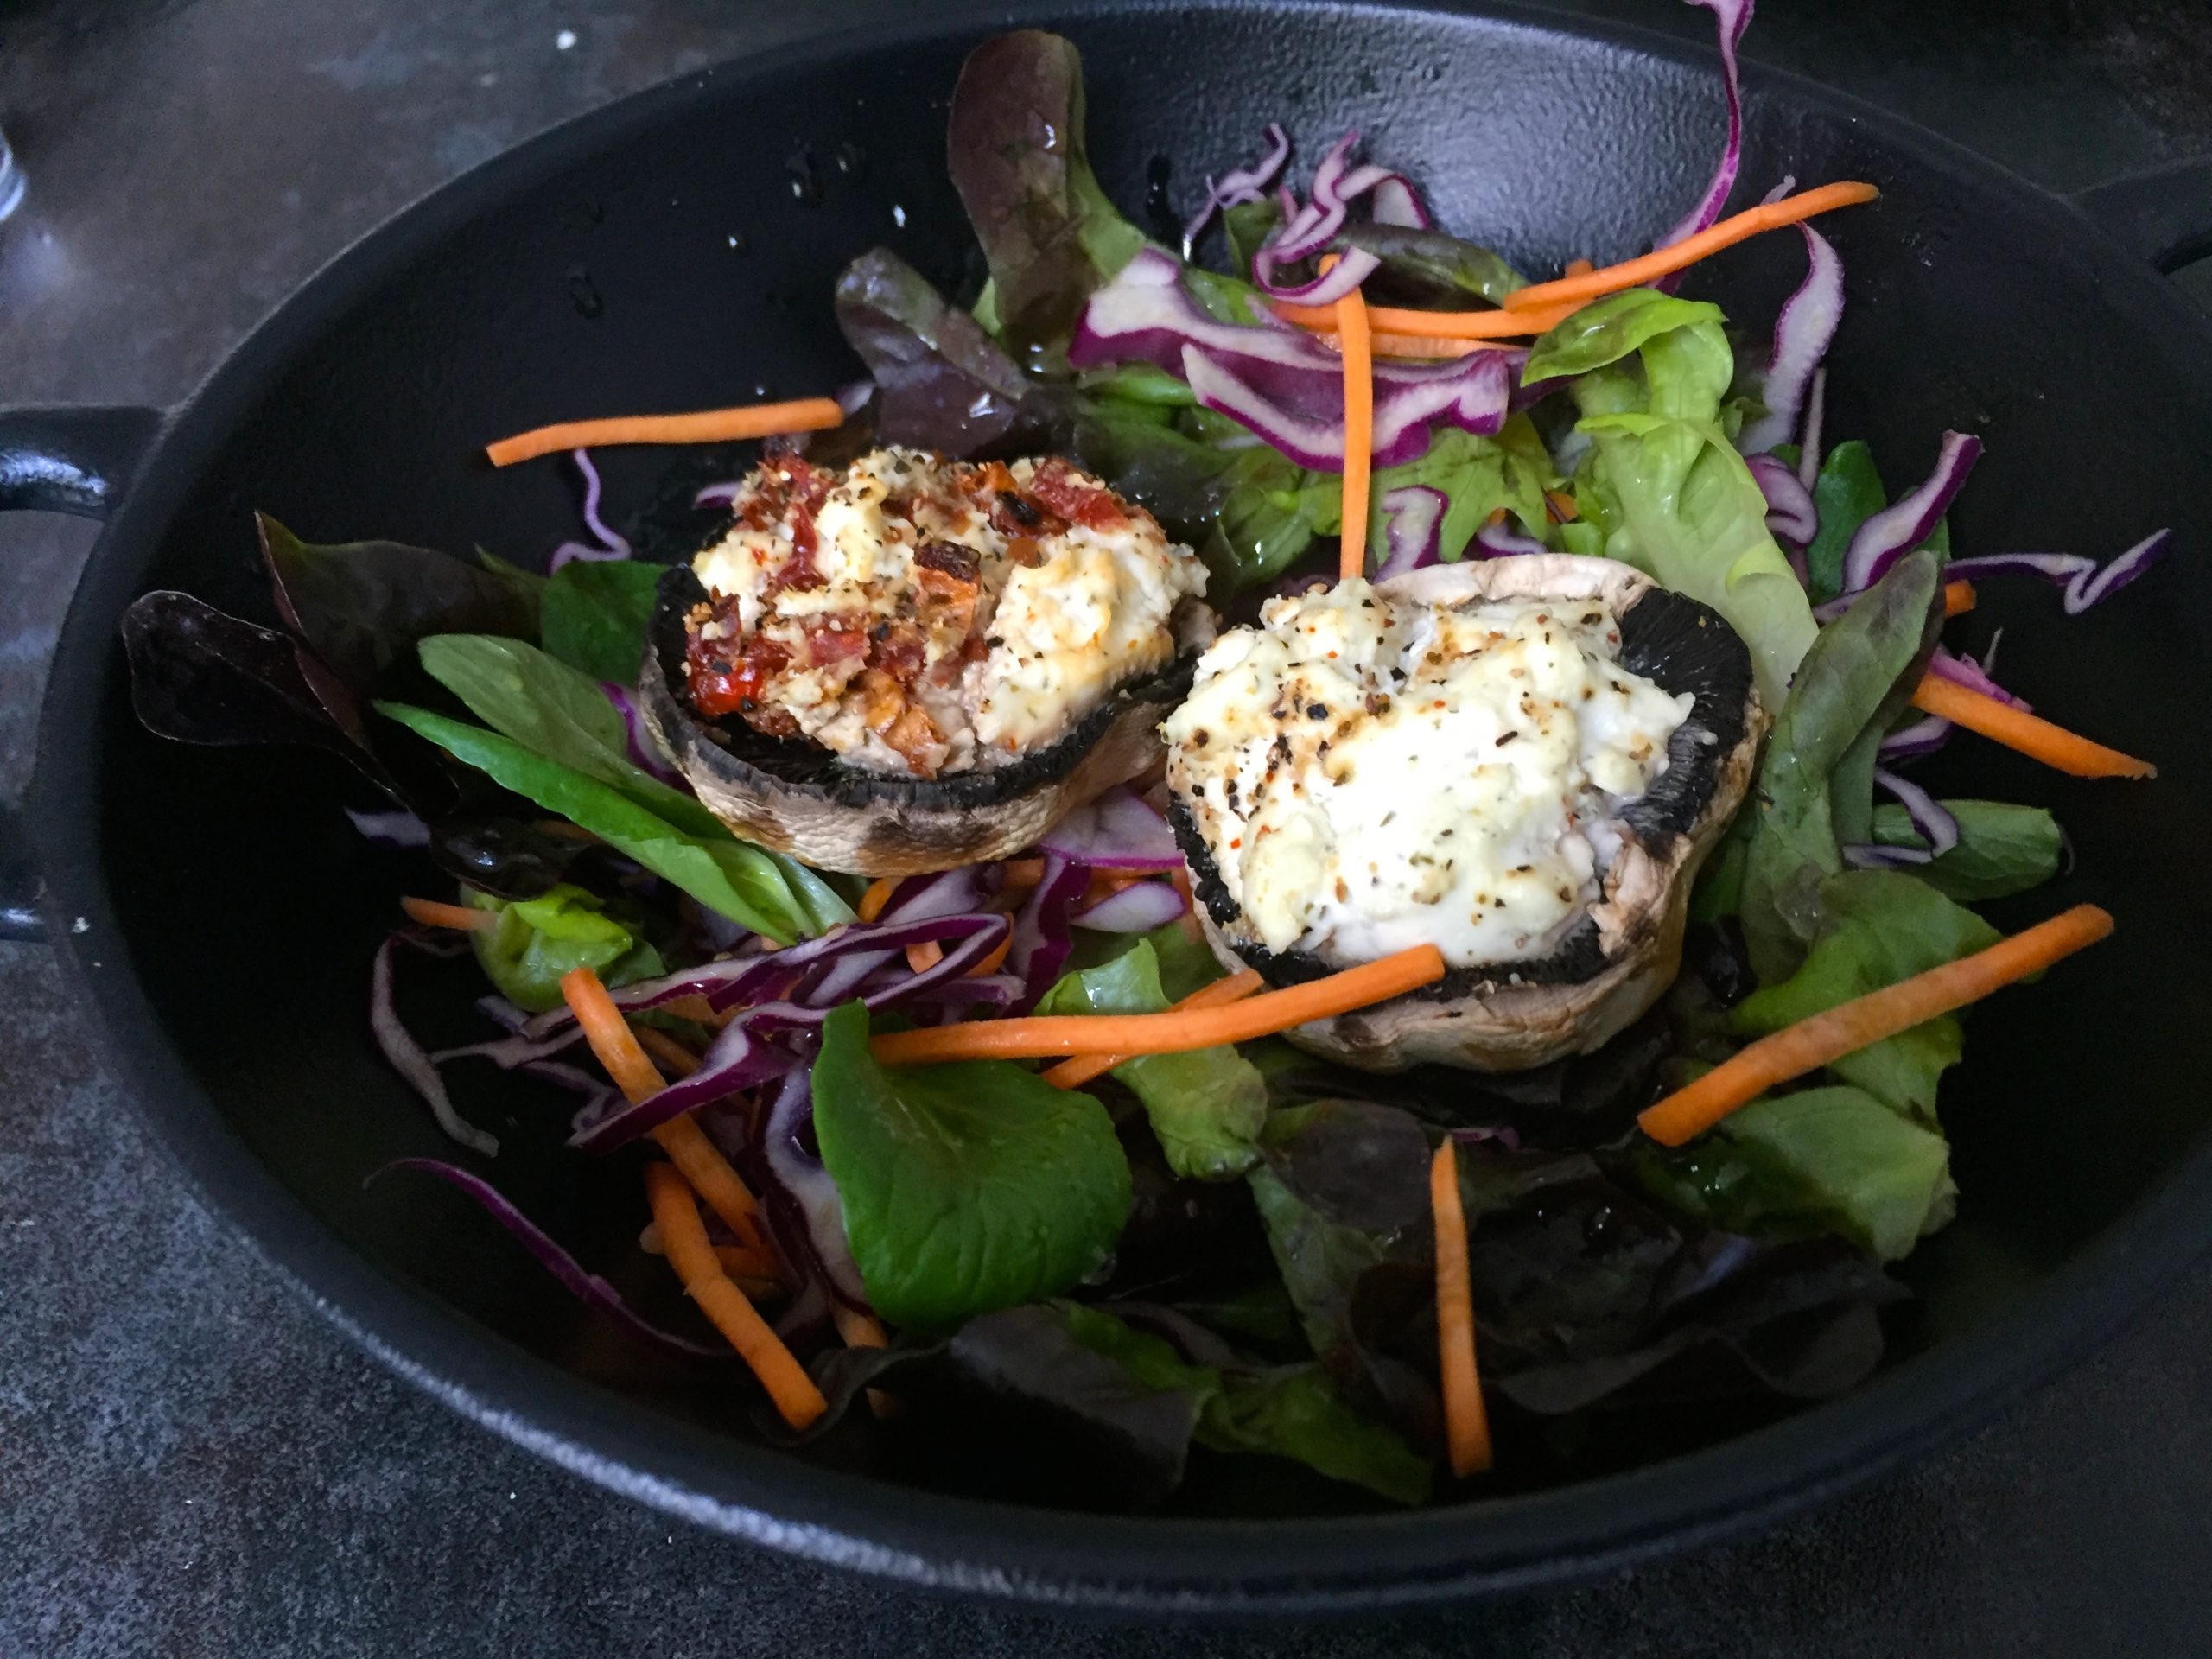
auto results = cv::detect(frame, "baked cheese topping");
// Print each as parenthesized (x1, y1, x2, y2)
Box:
(1162, 578, 1693, 969)
(687, 447, 1205, 778)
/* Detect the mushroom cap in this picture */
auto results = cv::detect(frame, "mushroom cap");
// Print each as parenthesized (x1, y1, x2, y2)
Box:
(642, 563, 1197, 876)
(1173, 555, 1765, 1072)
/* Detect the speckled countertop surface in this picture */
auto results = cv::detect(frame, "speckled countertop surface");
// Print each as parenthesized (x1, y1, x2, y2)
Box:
(5, 3, 2212, 1654)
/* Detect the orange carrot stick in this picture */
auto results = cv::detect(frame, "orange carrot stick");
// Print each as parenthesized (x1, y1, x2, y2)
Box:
(1505, 181, 1880, 310)
(1313, 330, 1520, 360)
(485, 397, 846, 467)
(558, 967, 771, 1255)
(999, 857, 1048, 892)
(1910, 675, 2155, 779)
(1562, 257, 1596, 278)
(1943, 580, 1976, 617)
(905, 940, 944, 974)
(1276, 296, 1583, 339)
(644, 1164, 826, 1430)
(1039, 970, 1266, 1090)
(1431, 1141, 1492, 1477)
(1546, 490, 1580, 524)
(870, 944, 1444, 1066)
(400, 896, 495, 933)
(965, 932, 1014, 979)
(1638, 904, 2115, 1146)
(856, 876, 901, 923)
(1337, 285, 1375, 582)
(632, 1024, 702, 1079)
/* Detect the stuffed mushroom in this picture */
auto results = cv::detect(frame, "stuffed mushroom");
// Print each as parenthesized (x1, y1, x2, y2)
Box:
(1163, 555, 1764, 1072)
(643, 446, 1213, 875)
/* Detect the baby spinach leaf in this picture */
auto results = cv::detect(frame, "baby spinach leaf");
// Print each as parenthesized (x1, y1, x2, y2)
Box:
(416, 634, 725, 835)
(1223, 197, 1282, 281)
(810, 1003, 1131, 1332)
(374, 702, 804, 942)
(1058, 1302, 1432, 1503)
(1871, 799, 2064, 901)
(1732, 869, 1999, 1121)
(1039, 939, 1265, 1179)
(258, 513, 538, 695)
(463, 883, 664, 1014)
(1802, 441, 1887, 605)
(1739, 549, 1943, 982)
(538, 560, 664, 686)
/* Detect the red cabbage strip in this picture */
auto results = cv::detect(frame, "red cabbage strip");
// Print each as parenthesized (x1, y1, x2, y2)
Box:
(753, 1070, 869, 1306)
(371, 935, 499, 1155)
(1181, 340, 1510, 472)
(1860, 765, 1961, 863)
(1840, 431, 1982, 594)
(1182, 122, 1292, 250)
(1796, 366, 1827, 491)
(1376, 485, 1447, 577)
(1073, 879, 1189, 933)
(1039, 785, 1180, 870)
(1738, 223, 1843, 454)
(1654, 0, 1754, 273)
(1746, 454, 1818, 548)
(369, 1160, 734, 1363)
(1878, 714, 1953, 762)
(1926, 644, 2028, 710)
(571, 915, 1012, 1150)
(1473, 519, 1550, 559)
(1006, 853, 1089, 1013)
(549, 448, 631, 571)
(1943, 529, 2173, 616)
(805, 867, 992, 1005)
(601, 682, 683, 786)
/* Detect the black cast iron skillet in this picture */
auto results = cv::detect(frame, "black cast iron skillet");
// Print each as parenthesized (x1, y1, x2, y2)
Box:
(6, 0, 2212, 1612)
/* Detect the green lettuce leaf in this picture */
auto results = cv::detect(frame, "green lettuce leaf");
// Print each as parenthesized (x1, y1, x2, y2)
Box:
(375, 702, 811, 942)
(1556, 301, 1817, 703)
(1057, 1302, 1431, 1503)
(1039, 938, 1265, 1179)
(1338, 221, 1529, 308)
(538, 560, 664, 686)
(1637, 1084, 1955, 1262)
(1732, 869, 2000, 1121)
(810, 1003, 1131, 1331)
(1522, 289, 1727, 385)
(1738, 549, 1943, 982)
(1871, 799, 2063, 902)
(463, 883, 663, 1013)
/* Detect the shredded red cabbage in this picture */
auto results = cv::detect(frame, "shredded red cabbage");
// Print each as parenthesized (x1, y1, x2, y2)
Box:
(371, 934, 499, 1155)
(549, 448, 632, 571)
(1746, 453, 1818, 548)
(1375, 485, 1447, 577)
(1839, 430, 1982, 594)
(1943, 529, 2172, 616)
(1181, 122, 1292, 251)
(1795, 365, 1827, 492)
(345, 807, 429, 847)
(1653, 0, 1753, 279)
(1926, 644, 2028, 710)
(1073, 879, 1190, 933)
(370, 1159, 734, 1362)
(1738, 223, 1842, 455)
(1472, 519, 1550, 559)
(1038, 785, 1180, 871)
(599, 680, 683, 785)
(1878, 714, 1954, 763)
(1842, 765, 1961, 868)
(1005, 852, 1090, 1014)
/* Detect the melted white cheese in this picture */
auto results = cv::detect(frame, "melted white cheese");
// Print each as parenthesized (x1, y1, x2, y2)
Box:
(693, 448, 1205, 774)
(1162, 579, 1694, 969)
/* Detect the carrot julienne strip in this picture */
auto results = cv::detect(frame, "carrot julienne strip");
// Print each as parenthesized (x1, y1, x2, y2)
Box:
(1039, 970, 1266, 1090)
(1275, 296, 1583, 339)
(1503, 181, 1880, 310)
(1637, 904, 2115, 1147)
(1910, 675, 2154, 779)
(856, 876, 901, 923)
(1336, 285, 1375, 582)
(869, 944, 1444, 1066)
(484, 397, 845, 467)
(400, 896, 495, 933)
(1943, 580, 1976, 617)
(1430, 1141, 1492, 1477)
(644, 1164, 826, 1430)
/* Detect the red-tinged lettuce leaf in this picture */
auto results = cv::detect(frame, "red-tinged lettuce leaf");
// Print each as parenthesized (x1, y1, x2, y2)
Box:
(833, 247, 1073, 457)
(945, 30, 1148, 354)
(258, 512, 540, 696)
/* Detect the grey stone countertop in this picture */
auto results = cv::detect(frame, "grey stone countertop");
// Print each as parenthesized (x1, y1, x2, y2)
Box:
(4, 2, 2212, 1654)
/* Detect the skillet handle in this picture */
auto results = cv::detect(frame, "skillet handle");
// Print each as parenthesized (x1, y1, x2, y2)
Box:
(0, 403, 164, 942)
(2070, 158, 2212, 276)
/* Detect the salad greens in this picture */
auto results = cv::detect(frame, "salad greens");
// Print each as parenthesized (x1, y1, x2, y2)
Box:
(114, 3, 2157, 1515)
(810, 1003, 1130, 1332)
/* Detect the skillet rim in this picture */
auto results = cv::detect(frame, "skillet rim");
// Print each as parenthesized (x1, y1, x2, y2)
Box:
(25, 0, 2212, 1610)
